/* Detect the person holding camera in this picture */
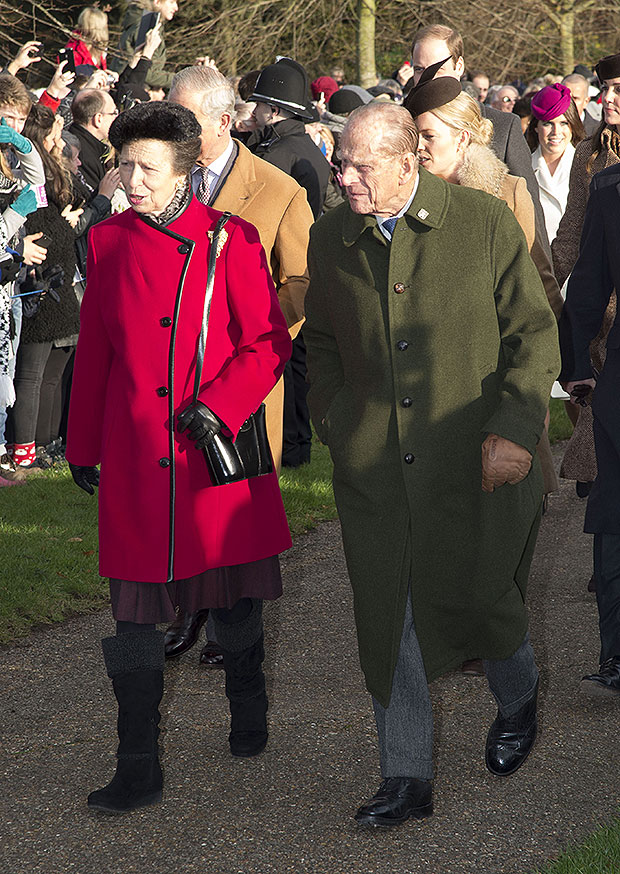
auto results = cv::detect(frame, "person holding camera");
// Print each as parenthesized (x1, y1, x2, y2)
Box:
(111, 0, 179, 91)
(0, 74, 49, 481)
(64, 7, 111, 72)
(7, 103, 83, 470)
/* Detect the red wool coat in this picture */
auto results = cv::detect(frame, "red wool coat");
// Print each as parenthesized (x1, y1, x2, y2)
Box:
(66, 197, 292, 583)
(64, 35, 108, 70)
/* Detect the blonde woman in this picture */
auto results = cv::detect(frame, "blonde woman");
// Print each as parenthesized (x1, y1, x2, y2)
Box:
(405, 81, 562, 315)
(405, 79, 560, 670)
(65, 7, 110, 71)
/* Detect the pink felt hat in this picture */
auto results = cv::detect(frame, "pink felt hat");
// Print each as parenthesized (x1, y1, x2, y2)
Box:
(311, 76, 339, 102)
(530, 84, 572, 121)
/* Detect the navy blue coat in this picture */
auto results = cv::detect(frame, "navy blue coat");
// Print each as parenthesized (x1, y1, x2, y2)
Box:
(559, 164, 620, 533)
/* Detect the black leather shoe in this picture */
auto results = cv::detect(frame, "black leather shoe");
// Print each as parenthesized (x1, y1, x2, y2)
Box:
(485, 679, 538, 776)
(354, 777, 433, 827)
(199, 640, 224, 668)
(164, 609, 210, 659)
(580, 656, 620, 697)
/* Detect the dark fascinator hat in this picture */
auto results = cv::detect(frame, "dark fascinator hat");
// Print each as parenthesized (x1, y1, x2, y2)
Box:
(403, 57, 462, 117)
(530, 83, 572, 121)
(108, 101, 202, 150)
(594, 52, 620, 82)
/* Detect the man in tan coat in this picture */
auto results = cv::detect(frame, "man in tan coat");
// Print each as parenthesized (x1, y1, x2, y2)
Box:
(165, 65, 313, 662)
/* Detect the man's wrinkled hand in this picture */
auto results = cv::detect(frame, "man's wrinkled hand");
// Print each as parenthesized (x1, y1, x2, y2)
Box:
(481, 434, 531, 493)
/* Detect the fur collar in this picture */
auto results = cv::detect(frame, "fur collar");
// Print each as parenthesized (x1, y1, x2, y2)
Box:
(456, 143, 508, 198)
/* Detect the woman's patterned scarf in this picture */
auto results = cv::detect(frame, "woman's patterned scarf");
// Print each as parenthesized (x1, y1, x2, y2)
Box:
(145, 178, 191, 226)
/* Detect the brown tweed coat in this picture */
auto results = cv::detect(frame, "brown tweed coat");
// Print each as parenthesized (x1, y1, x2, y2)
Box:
(552, 128, 620, 288)
(212, 141, 314, 470)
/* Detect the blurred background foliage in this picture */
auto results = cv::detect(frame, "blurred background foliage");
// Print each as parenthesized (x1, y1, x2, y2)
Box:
(1, 0, 619, 90)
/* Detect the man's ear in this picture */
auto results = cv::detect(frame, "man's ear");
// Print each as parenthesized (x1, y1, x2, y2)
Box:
(218, 111, 232, 134)
(400, 151, 418, 182)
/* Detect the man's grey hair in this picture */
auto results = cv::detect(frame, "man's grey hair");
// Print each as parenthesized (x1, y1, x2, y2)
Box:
(61, 130, 80, 159)
(343, 102, 419, 157)
(169, 66, 236, 123)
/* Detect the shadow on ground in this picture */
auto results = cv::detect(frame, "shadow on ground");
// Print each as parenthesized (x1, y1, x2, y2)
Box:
(0, 446, 615, 874)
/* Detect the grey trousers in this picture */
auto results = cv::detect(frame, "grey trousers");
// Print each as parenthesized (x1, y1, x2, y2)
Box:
(372, 591, 539, 780)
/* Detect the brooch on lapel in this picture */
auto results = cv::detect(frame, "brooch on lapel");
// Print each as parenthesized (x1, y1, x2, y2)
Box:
(207, 228, 228, 258)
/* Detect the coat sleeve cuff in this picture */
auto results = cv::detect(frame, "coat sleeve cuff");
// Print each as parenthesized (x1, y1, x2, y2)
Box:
(482, 406, 543, 456)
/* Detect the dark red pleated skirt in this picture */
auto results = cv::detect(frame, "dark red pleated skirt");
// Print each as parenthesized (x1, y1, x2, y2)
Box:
(109, 555, 282, 623)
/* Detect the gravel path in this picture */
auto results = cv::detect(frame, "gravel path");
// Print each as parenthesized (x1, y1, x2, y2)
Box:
(0, 446, 615, 874)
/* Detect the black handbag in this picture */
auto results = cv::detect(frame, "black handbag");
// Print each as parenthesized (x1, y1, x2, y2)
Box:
(192, 212, 274, 486)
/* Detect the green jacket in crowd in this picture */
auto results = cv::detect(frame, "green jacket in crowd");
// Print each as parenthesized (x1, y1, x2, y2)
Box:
(304, 167, 560, 707)
(109, 3, 173, 90)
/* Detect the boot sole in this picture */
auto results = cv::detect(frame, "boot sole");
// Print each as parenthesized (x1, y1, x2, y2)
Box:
(354, 803, 434, 827)
(87, 789, 163, 814)
(580, 678, 620, 698)
(230, 737, 268, 757)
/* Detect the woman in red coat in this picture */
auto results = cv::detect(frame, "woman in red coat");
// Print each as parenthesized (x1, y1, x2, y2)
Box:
(66, 101, 292, 814)
(65, 7, 109, 70)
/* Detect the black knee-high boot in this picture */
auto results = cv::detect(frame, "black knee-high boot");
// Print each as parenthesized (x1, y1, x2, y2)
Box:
(212, 600, 268, 757)
(88, 630, 165, 813)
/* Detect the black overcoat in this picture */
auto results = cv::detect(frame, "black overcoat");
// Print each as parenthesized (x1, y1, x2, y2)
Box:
(559, 164, 620, 532)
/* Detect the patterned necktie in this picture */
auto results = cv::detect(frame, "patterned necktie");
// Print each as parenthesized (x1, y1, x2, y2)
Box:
(383, 216, 398, 240)
(196, 168, 211, 205)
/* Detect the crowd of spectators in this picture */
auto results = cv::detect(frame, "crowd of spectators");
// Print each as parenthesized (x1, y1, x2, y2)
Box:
(4, 5, 620, 823)
(0, 9, 611, 485)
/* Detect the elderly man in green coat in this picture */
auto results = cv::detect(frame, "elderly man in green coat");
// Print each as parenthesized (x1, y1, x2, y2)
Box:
(304, 101, 560, 828)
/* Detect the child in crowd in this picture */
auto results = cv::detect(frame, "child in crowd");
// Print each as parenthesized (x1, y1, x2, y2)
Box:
(0, 75, 48, 482)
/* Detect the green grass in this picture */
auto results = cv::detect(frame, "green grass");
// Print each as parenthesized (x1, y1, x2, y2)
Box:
(279, 437, 336, 534)
(533, 819, 620, 873)
(0, 466, 103, 642)
(0, 436, 337, 644)
(3, 419, 620, 872)
(549, 397, 574, 444)
(0, 401, 574, 646)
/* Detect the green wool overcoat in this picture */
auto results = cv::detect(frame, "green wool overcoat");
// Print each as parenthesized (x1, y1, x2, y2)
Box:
(304, 167, 560, 707)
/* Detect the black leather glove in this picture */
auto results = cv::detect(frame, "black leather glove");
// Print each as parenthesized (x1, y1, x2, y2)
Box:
(69, 463, 100, 495)
(1, 260, 21, 285)
(177, 401, 222, 449)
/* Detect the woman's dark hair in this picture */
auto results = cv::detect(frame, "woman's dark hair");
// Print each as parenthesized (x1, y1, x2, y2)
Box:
(237, 70, 261, 101)
(22, 103, 73, 207)
(525, 96, 585, 152)
(109, 102, 201, 175)
(513, 94, 532, 119)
